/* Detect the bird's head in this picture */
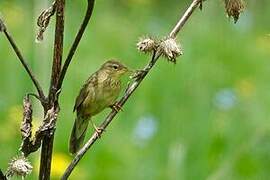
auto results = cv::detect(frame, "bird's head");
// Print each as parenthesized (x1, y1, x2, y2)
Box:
(101, 60, 130, 78)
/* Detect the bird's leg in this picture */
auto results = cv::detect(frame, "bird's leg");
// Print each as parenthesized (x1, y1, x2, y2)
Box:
(89, 119, 104, 138)
(110, 102, 123, 112)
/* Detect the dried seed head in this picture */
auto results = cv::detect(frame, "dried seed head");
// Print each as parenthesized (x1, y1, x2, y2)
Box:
(6, 156, 32, 178)
(224, 0, 245, 23)
(137, 37, 157, 53)
(159, 37, 183, 63)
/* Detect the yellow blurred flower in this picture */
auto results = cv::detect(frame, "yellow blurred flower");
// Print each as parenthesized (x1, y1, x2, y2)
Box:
(236, 79, 255, 98)
(33, 152, 87, 179)
(51, 153, 70, 178)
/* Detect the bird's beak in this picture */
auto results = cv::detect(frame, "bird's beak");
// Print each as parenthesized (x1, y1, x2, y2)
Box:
(121, 65, 133, 74)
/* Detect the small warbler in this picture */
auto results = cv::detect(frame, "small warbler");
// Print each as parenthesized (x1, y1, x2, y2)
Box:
(69, 60, 130, 154)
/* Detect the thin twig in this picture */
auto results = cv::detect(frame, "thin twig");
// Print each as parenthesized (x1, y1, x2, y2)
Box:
(61, 0, 203, 178)
(58, 0, 96, 90)
(0, 19, 46, 103)
(39, 0, 65, 179)
(169, 0, 201, 38)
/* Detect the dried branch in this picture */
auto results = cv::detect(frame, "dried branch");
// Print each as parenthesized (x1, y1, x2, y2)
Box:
(48, 0, 65, 104)
(0, 18, 46, 103)
(61, 0, 203, 178)
(39, 0, 65, 179)
(169, 0, 202, 38)
(58, 0, 96, 90)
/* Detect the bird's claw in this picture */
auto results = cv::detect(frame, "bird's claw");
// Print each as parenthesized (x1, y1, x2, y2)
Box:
(110, 102, 123, 112)
(94, 125, 105, 138)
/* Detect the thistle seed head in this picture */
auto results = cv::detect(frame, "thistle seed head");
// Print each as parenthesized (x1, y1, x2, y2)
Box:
(137, 37, 157, 53)
(6, 156, 32, 178)
(159, 37, 183, 63)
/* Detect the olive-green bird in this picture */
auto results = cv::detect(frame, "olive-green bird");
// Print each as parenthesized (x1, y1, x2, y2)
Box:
(69, 60, 129, 154)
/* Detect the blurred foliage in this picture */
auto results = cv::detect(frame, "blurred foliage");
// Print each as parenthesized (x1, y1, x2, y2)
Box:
(1, 0, 270, 179)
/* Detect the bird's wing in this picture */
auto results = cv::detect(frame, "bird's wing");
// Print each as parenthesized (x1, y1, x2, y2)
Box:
(73, 73, 98, 112)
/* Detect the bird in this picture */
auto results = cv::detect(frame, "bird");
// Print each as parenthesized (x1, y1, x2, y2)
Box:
(69, 60, 130, 154)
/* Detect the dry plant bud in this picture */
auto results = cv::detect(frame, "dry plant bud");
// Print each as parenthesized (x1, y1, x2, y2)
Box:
(0, 18, 6, 32)
(6, 156, 32, 178)
(20, 96, 33, 155)
(21, 96, 33, 139)
(137, 37, 157, 53)
(224, 0, 245, 23)
(36, 1, 56, 42)
(159, 37, 183, 63)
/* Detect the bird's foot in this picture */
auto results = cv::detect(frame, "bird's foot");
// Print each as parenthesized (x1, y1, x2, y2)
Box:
(93, 125, 105, 138)
(110, 102, 123, 112)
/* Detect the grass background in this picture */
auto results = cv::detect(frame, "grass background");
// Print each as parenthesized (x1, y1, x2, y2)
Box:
(0, 0, 270, 179)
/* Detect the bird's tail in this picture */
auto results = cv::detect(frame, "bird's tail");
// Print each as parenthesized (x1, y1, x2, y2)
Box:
(69, 115, 89, 155)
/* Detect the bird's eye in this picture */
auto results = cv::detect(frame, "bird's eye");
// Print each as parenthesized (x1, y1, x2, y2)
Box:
(112, 64, 119, 70)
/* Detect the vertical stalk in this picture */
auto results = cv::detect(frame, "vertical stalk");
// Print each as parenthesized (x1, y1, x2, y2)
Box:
(39, 0, 65, 179)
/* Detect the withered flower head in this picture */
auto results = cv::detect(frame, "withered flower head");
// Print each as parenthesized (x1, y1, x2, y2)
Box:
(159, 37, 183, 63)
(224, 0, 245, 23)
(6, 156, 33, 178)
(137, 36, 157, 53)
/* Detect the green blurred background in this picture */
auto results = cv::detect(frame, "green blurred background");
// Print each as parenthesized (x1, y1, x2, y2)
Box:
(1, 0, 270, 179)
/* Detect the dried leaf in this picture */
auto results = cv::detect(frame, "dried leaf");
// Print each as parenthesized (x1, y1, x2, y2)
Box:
(20, 96, 33, 140)
(36, 1, 56, 42)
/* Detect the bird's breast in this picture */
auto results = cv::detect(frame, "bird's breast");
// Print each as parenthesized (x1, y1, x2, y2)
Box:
(85, 78, 121, 116)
